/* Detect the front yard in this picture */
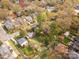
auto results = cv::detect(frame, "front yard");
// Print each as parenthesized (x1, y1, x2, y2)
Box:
(21, 46, 34, 56)
(7, 40, 20, 54)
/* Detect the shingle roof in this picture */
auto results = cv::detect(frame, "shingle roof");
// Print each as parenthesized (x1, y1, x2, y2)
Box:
(17, 38, 26, 45)
(4, 20, 14, 29)
(27, 32, 34, 38)
(74, 6, 79, 10)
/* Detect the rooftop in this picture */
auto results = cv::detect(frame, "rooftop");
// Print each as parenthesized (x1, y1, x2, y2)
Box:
(74, 5, 79, 10)
(4, 20, 14, 29)
(17, 38, 27, 45)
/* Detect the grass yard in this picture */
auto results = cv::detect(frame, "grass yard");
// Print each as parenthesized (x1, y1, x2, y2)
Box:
(7, 40, 20, 54)
(63, 37, 71, 45)
(28, 39, 41, 45)
(22, 46, 34, 55)
(16, 55, 24, 59)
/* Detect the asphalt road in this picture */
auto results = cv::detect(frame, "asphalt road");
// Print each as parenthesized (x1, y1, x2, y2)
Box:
(0, 26, 10, 42)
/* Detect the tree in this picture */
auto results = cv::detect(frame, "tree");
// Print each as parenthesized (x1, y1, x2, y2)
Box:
(17, 19, 31, 37)
(56, 17, 72, 32)
(70, 16, 79, 35)
(0, 9, 8, 21)
(1, 0, 10, 9)
(20, 29, 27, 37)
(37, 11, 47, 24)
(11, 4, 21, 13)
(50, 21, 62, 35)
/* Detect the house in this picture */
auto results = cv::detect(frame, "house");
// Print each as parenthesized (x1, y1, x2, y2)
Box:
(74, 5, 79, 15)
(0, 43, 18, 59)
(15, 17, 25, 26)
(39, 0, 47, 7)
(70, 37, 79, 52)
(17, 38, 28, 47)
(4, 20, 14, 30)
(26, 32, 35, 39)
(4, 16, 33, 31)
(69, 50, 79, 59)
(31, 12, 39, 18)
(25, 16, 33, 23)
(4, 17, 21, 30)
(46, 6, 56, 12)
(68, 37, 79, 55)
(9, 17, 26, 27)
(10, 32, 20, 44)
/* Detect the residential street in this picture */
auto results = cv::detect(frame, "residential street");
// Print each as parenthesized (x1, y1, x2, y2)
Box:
(0, 25, 10, 42)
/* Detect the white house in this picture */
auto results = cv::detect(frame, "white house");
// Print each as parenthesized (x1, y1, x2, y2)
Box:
(17, 38, 28, 47)
(46, 6, 56, 12)
(26, 32, 34, 39)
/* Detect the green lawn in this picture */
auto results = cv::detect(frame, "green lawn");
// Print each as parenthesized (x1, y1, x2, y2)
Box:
(16, 55, 24, 59)
(22, 46, 34, 55)
(63, 37, 71, 45)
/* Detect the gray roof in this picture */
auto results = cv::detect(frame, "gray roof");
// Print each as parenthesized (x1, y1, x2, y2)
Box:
(25, 16, 33, 22)
(71, 37, 79, 50)
(4, 20, 14, 29)
(27, 32, 34, 38)
(74, 37, 79, 41)
(69, 50, 79, 59)
(74, 6, 79, 10)
(17, 38, 26, 45)
(73, 37, 79, 45)
(46, 6, 56, 12)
